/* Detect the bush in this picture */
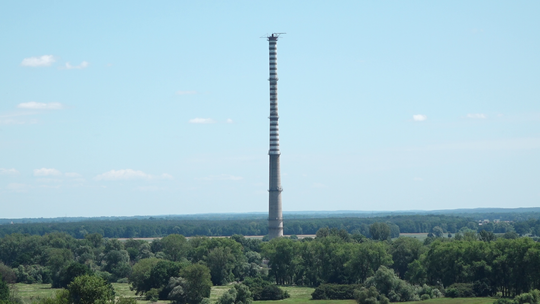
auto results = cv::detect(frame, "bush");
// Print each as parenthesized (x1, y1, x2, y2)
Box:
(145, 288, 159, 302)
(364, 266, 420, 302)
(260, 285, 289, 301)
(493, 299, 516, 304)
(445, 283, 475, 298)
(0, 264, 16, 284)
(217, 285, 253, 304)
(418, 284, 442, 300)
(312, 284, 361, 300)
(514, 290, 540, 304)
(473, 279, 494, 297)
(354, 286, 390, 304)
(243, 277, 289, 301)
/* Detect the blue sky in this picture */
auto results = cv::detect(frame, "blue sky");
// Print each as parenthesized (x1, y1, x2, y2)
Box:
(1, 1, 539, 218)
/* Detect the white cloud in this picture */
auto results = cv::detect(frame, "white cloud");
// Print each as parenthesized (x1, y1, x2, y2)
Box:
(34, 168, 62, 176)
(7, 183, 30, 192)
(65, 172, 82, 178)
(466, 113, 487, 119)
(196, 174, 243, 181)
(226, 118, 234, 123)
(413, 114, 427, 122)
(176, 90, 197, 95)
(189, 118, 215, 124)
(95, 169, 173, 181)
(0, 168, 19, 175)
(18, 102, 64, 110)
(64, 61, 89, 69)
(21, 55, 56, 67)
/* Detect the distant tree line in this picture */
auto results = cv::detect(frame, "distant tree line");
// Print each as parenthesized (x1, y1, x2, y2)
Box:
(2, 214, 539, 239)
(1, 220, 540, 304)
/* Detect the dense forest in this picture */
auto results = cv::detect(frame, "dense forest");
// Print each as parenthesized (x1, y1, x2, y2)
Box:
(2, 214, 540, 239)
(1, 219, 540, 304)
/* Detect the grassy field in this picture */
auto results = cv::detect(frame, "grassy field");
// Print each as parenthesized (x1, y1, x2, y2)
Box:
(11, 283, 495, 304)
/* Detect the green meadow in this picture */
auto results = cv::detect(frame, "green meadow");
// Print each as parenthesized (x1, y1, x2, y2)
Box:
(12, 283, 495, 304)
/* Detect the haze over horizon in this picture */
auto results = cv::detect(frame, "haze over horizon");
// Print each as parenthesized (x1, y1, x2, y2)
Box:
(1, 1, 539, 218)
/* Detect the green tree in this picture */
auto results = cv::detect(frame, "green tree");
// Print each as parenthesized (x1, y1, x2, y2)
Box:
(167, 277, 189, 304)
(180, 264, 212, 304)
(479, 230, 496, 242)
(432, 226, 444, 238)
(0, 276, 9, 302)
(347, 241, 392, 283)
(369, 223, 391, 241)
(128, 258, 160, 295)
(354, 286, 389, 304)
(262, 238, 296, 285)
(390, 237, 424, 279)
(68, 275, 114, 304)
(206, 247, 236, 285)
(161, 234, 189, 262)
(57, 262, 93, 288)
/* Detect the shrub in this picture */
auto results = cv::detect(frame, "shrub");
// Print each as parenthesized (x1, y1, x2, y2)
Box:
(312, 284, 361, 300)
(445, 283, 475, 298)
(514, 290, 540, 304)
(260, 285, 289, 301)
(354, 286, 390, 304)
(418, 284, 442, 300)
(243, 277, 289, 301)
(364, 266, 419, 302)
(145, 288, 160, 302)
(494, 298, 516, 304)
(217, 285, 253, 304)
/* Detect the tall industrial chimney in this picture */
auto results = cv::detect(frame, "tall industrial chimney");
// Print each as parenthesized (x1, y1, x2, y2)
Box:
(267, 33, 284, 239)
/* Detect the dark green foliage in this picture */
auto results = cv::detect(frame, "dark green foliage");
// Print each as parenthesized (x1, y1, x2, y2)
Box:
(166, 277, 189, 304)
(128, 258, 160, 295)
(54, 262, 92, 288)
(369, 223, 391, 241)
(149, 260, 184, 299)
(217, 284, 253, 304)
(145, 288, 159, 302)
(494, 299, 517, 304)
(0, 276, 8, 302)
(354, 286, 390, 304)
(180, 264, 212, 304)
(445, 283, 475, 298)
(493, 289, 540, 304)
(67, 275, 115, 304)
(243, 277, 289, 301)
(479, 230, 496, 242)
(364, 266, 420, 302)
(390, 237, 425, 279)
(0, 215, 499, 238)
(514, 289, 540, 304)
(311, 284, 360, 300)
(0, 264, 15, 284)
